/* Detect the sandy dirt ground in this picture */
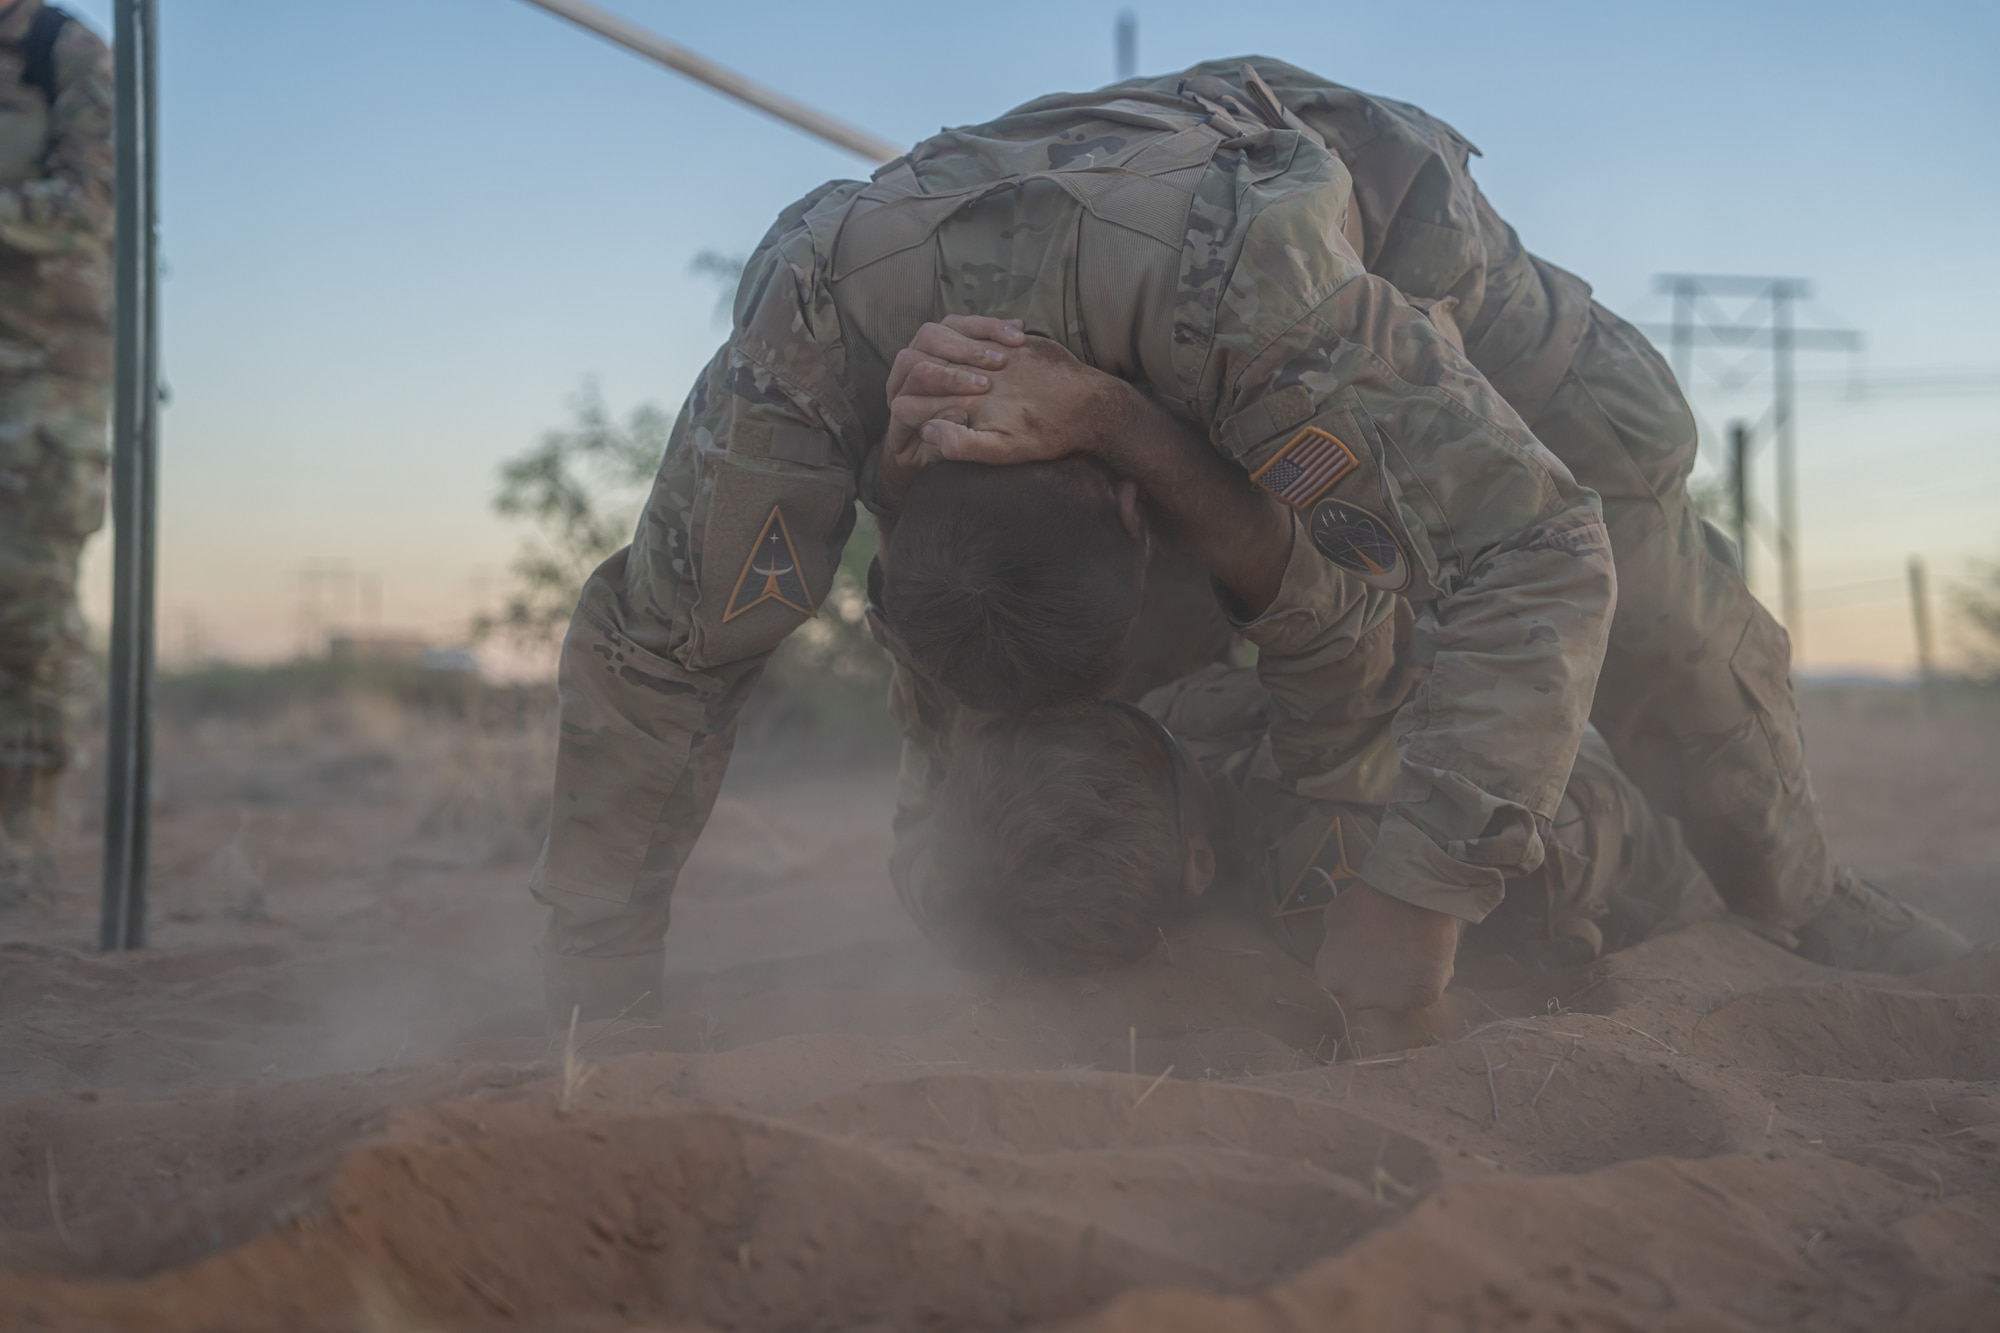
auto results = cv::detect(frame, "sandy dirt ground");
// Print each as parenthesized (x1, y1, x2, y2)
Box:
(1, 684, 1997, 1331)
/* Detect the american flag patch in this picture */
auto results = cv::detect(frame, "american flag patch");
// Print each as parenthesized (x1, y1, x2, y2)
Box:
(1249, 427, 1358, 509)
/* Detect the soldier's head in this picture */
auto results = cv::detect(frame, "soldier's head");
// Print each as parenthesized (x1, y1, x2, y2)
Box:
(880, 457, 1146, 711)
(913, 703, 1218, 973)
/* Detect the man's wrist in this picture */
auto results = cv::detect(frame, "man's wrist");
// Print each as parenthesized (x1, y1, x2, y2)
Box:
(1088, 376, 1157, 471)
(1084, 379, 1291, 614)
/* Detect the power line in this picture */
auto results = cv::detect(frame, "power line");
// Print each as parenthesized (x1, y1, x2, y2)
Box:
(1799, 365, 2000, 399)
(513, 0, 902, 164)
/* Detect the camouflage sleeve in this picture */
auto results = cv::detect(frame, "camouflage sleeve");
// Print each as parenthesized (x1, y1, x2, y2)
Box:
(1227, 518, 1414, 807)
(534, 237, 865, 1019)
(0, 21, 113, 258)
(1199, 142, 1614, 925)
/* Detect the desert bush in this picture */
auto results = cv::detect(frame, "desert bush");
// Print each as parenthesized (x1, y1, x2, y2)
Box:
(1954, 551, 2000, 684)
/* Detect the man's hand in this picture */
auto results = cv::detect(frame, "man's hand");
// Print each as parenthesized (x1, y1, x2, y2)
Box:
(1315, 879, 1461, 1012)
(875, 315, 1025, 512)
(877, 318, 1292, 616)
(914, 336, 1132, 467)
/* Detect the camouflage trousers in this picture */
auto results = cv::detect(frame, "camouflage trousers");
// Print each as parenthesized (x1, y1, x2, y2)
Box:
(1136, 663, 1718, 969)
(0, 372, 108, 820)
(1525, 304, 1833, 926)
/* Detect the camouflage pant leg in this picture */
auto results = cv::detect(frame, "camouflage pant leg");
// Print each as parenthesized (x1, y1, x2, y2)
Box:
(1526, 305, 1834, 926)
(1469, 729, 1720, 962)
(0, 373, 108, 790)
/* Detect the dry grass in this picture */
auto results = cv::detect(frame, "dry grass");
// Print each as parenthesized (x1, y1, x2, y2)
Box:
(555, 1006, 596, 1113)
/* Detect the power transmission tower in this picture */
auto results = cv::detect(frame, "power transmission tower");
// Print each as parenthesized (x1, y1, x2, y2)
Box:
(101, 0, 162, 953)
(1641, 276, 1860, 656)
(1115, 11, 1138, 81)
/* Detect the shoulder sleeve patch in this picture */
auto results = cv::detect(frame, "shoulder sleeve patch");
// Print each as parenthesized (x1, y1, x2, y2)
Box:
(1309, 498, 1410, 592)
(723, 506, 817, 622)
(1249, 425, 1358, 508)
(1275, 811, 1363, 917)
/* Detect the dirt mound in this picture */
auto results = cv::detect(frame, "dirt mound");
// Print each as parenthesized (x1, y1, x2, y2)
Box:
(7, 917, 1998, 1331)
(1693, 986, 2000, 1081)
(1071, 1154, 2000, 1333)
(1, 1081, 1433, 1333)
(2, 696, 1997, 1329)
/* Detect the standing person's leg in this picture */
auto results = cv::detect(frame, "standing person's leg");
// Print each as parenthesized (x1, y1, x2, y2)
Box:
(0, 375, 108, 896)
(1527, 303, 1963, 968)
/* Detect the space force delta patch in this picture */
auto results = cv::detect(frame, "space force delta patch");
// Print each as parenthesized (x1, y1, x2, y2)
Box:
(1249, 426, 1359, 508)
(723, 506, 815, 622)
(1310, 499, 1410, 592)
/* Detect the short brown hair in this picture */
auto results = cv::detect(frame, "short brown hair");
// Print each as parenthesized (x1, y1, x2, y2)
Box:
(880, 461, 1144, 712)
(920, 705, 1183, 972)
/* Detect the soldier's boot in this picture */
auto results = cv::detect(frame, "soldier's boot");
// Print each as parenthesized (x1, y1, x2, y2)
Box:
(1792, 869, 1969, 975)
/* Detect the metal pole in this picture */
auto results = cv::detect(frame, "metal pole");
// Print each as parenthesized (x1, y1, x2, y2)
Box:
(1772, 281, 1801, 656)
(133, 0, 160, 948)
(100, 0, 159, 951)
(1907, 556, 1936, 716)
(1115, 11, 1137, 82)
(513, 0, 901, 164)
(1669, 276, 1694, 399)
(1728, 419, 1751, 586)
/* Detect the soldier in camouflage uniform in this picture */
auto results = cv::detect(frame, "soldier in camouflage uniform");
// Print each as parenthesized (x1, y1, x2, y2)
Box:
(0, 1, 112, 896)
(890, 648, 1722, 979)
(534, 59, 1962, 1019)
(1150, 663, 1721, 975)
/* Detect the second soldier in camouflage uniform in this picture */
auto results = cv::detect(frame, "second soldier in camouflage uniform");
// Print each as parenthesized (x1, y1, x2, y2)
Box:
(0, 1, 112, 896)
(532, 59, 1961, 1018)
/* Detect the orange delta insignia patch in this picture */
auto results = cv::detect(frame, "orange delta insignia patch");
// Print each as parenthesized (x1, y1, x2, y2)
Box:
(1275, 813, 1361, 917)
(1249, 426, 1359, 509)
(722, 506, 816, 623)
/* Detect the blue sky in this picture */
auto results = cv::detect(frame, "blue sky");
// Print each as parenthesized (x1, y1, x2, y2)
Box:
(61, 0, 2000, 670)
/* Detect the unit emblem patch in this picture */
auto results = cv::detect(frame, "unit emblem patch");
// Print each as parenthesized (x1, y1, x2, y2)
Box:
(1309, 498, 1409, 592)
(1275, 813, 1362, 918)
(723, 506, 815, 622)
(1249, 426, 1359, 509)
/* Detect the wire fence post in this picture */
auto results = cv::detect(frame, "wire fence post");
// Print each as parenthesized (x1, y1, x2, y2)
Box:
(100, 0, 160, 952)
(1907, 556, 1937, 718)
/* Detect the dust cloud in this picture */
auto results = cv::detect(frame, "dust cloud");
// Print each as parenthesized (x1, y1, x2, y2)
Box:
(2, 675, 1998, 1329)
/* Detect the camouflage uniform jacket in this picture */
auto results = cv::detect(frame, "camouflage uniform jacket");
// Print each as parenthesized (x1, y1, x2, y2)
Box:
(0, 1, 113, 380)
(536, 60, 1615, 1004)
